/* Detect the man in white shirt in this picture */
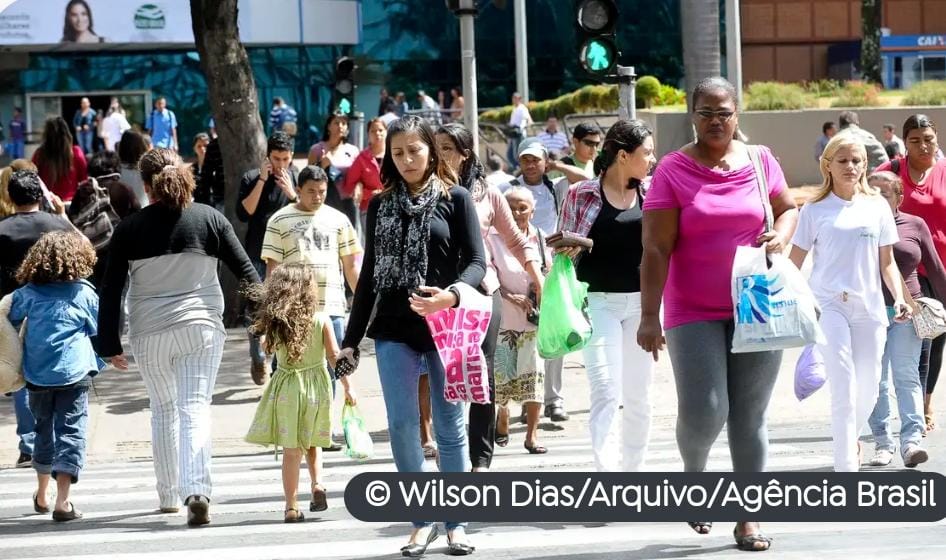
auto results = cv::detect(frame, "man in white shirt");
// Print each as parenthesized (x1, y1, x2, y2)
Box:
(102, 99, 131, 152)
(506, 92, 533, 171)
(416, 90, 442, 125)
(882, 123, 906, 158)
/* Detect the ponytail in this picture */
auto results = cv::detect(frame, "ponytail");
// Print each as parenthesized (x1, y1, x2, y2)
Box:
(139, 147, 193, 209)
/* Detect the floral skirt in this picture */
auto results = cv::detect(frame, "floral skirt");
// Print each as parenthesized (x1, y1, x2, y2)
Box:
(245, 364, 332, 449)
(494, 329, 544, 406)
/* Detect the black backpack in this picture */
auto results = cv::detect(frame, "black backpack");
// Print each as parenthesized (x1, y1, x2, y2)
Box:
(71, 177, 120, 251)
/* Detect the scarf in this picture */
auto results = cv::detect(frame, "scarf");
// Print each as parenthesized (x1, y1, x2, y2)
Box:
(373, 175, 444, 292)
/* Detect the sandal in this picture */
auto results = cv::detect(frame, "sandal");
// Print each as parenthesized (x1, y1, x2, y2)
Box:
(52, 502, 83, 522)
(310, 484, 328, 512)
(733, 528, 773, 551)
(423, 444, 438, 459)
(284, 507, 305, 523)
(495, 433, 509, 447)
(687, 521, 712, 534)
(446, 528, 475, 556)
(33, 492, 50, 514)
(524, 442, 547, 454)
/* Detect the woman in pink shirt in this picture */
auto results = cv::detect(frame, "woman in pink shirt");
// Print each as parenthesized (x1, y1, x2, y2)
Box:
(344, 118, 387, 237)
(637, 77, 798, 552)
(32, 117, 88, 202)
(436, 123, 544, 471)
(875, 114, 946, 432)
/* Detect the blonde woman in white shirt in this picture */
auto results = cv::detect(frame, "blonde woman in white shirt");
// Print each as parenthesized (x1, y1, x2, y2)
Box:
(789, 133, 911, 472)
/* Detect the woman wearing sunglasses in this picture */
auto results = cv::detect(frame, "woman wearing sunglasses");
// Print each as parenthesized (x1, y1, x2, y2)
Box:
(638, 77, 798, 552)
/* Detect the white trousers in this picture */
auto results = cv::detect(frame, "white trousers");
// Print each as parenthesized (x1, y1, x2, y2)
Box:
(581, 292, 655, 472)
(131, 324, 226, 507)
(817, 296, 886, 472)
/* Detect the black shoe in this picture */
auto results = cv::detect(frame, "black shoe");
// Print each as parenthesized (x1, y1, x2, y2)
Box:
(15, 452, 32, 468)
(185, 495, 211, 527)
(322, 442, 343, 452)
(545, 405, 568, 422)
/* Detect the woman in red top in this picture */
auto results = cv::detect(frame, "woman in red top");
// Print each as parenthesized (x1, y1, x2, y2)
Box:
(344, 118, 387, 236)
(32, 117, 88, 202)
(876, 114, 946, 432)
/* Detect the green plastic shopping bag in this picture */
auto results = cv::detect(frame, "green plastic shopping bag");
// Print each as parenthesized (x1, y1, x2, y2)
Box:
(342, 403, 374, 460)
(537, 253, 592, 359)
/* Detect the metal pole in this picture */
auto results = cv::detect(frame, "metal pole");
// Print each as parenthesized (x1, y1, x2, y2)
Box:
(513, 0, 529, 101)
(725, 0, 744, 106)
(617, 66, 637, 121)
(458, 1, 479, 156)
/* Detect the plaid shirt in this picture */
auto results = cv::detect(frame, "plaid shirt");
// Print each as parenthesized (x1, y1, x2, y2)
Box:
(559, 177, 603, 237)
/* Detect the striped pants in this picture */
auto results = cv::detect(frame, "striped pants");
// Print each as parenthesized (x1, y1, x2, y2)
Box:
(130, 324, 226, 508)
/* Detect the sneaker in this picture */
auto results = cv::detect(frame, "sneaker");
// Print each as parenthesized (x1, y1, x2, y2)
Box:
(902, 444, 929, 468)
(250, 361, 270, 386)
(15, 452, 32, 468)
(185, 495, 211, 526)
(869, 448, 894, 466)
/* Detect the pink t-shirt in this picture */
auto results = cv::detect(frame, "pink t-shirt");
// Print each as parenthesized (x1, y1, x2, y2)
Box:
(643, 147, 787, 329)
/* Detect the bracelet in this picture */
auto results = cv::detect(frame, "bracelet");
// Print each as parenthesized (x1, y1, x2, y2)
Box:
(447, 286, 461, 308)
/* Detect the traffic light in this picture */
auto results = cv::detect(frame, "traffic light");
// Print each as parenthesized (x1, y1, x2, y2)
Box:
(333, 56, 356, 115)
(575, 0, 619, 77)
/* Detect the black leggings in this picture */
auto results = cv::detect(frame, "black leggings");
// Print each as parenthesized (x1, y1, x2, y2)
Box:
(919, 275, 943, 394)
(468, 290, 502, 469)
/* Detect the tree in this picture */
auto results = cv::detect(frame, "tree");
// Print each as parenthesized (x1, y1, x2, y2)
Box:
(680, 0, 721, 109)
(190, 0, 267, 324)
(861, 0, 883, 85)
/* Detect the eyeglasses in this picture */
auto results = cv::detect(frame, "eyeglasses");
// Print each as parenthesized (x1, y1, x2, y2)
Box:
(580, 139, 601, 148)
(695, 110, 736, 122)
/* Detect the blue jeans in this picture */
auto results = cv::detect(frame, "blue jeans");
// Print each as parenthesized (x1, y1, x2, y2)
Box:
(28, 378, 90, 483)
(9, 139, 25, 159)
(375, 339, 467, 531)
(77, 130, 94, 155)
(869, 315, 925, 452)
(248, 259, 267, 366)
(13, 387, 35, 455)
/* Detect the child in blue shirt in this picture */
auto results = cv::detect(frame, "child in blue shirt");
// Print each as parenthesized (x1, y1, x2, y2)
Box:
(8, 231, 104, 522)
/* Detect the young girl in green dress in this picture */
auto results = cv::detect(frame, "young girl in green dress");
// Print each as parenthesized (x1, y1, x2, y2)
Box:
(245, 263, 356, 523)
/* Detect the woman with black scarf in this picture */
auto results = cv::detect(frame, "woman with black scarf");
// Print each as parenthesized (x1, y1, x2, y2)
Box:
(339, 116, 485, 556)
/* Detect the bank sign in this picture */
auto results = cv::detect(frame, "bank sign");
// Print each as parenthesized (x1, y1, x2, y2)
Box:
(881, 34, 946, 52)
(0, 0, 361, 48)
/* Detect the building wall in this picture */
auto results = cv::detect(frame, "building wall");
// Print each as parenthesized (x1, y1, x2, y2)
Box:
(741, 0, 946, 84)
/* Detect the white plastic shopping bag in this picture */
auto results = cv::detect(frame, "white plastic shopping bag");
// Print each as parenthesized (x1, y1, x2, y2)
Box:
(731, 246, 825, 353)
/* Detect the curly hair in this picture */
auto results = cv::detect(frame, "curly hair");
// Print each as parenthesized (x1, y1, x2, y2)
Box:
(246, 263, 319, 364)
(16, 231, 96, 285)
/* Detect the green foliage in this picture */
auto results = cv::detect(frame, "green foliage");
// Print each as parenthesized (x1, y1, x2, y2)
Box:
(636, 76, 662, 106)
(831, 80, 883, 107)
(802, 79, 843, 97)
(744, 82, 816, 110)
(480, 84, 620, 123)
(903, 81, 946, 106)
(654, 84, 686, 106)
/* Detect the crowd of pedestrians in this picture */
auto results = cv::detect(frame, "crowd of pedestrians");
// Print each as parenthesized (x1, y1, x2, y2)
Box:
(2, 75, 945, 557)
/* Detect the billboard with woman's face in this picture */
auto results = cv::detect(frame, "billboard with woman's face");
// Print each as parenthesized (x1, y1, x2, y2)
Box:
(0, 0, 361, 48)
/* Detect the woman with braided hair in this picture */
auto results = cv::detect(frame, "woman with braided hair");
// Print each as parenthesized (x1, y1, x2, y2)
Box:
(97, 148, 259, 526)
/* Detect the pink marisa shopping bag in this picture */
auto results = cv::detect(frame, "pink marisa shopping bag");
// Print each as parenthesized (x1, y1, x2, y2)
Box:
(794, 344, 826, 401)
(424, 283, 493, 404)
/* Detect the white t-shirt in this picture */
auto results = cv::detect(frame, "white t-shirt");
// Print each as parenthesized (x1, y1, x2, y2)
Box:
(500, 179, 557, 236)
(509, 103, 532, 131)
(103, 112, 131, 152)
(791, 192, 899, 323)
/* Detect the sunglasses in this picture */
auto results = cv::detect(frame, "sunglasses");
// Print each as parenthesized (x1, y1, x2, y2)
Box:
(695, 110, 736, 122)
(580, 138, 601, 148)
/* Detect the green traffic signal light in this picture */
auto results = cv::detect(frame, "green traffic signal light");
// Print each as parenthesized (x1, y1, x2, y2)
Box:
(337, 98, 352, 115)
(580, 37, 617, 75)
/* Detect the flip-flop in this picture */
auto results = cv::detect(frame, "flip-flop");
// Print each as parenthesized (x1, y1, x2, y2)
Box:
(52, 502, 82, 522)
(310, 485, 328, 512)
(524, 443, 547, 454)
(688, 521, 712, 534)
(733, 528, 773, 551)
(495, 433, 509, 447)
(33, 492, 50, 514)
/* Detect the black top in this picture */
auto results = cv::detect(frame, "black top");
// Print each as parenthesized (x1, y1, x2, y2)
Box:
(576, 185, 643, 293)
(0, 211, 73, 297)
(342, 185, 487, 353)
(236, 166, 298, 262)
(194, 138, 225, 209)
(97, 203, 260, 356)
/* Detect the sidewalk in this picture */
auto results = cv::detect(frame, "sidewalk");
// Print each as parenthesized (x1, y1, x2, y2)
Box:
(0, 328, 878, 468)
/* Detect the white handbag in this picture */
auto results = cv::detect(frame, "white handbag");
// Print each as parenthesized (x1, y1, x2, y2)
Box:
(0, 294, 25, 394)
(913, 297, 946, 339)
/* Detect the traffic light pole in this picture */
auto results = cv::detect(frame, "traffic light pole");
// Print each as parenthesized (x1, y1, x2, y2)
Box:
(452, 0, 480, 156)
(616, 65, 637, 121)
